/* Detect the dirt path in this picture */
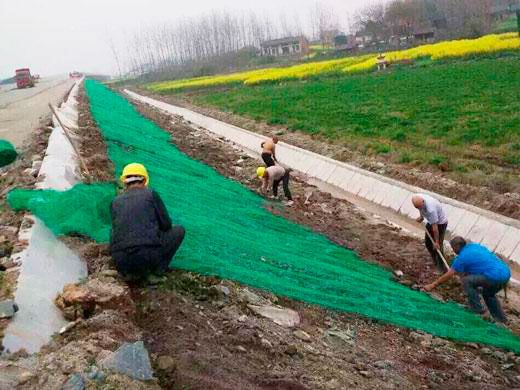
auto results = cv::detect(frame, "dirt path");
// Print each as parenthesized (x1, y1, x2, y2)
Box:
(137, 272, 519, 389)
(0, 76, 73, 148)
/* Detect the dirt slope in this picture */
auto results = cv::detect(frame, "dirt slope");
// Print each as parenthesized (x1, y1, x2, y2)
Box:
(127, 97, 520, 389)
(3, 85, 519, 389)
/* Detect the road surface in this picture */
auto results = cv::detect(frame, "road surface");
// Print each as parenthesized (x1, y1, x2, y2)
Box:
(0, 76, 75, 148)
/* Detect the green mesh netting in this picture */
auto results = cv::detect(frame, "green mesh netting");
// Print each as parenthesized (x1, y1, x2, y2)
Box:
(0, 140, 17, 167)
(8, 79, 520, 352)
(8, 183, 115, 242)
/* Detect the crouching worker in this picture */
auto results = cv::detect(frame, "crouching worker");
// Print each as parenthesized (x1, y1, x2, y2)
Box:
(424, 237, 511, 323)
(257, 165, 293, 206)
(110, 163, 185, 280)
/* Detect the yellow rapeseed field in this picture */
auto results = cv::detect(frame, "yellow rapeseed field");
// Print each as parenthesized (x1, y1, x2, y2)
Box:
(243, 55, 372, 84)
(147, 55, 372, 91)
(148, 33, 520, 92)
(344, 33, 520, 73)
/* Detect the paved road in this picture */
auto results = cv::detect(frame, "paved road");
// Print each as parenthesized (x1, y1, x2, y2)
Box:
(0, 76, 74, 148)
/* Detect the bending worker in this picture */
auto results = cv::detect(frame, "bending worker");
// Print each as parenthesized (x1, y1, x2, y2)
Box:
(257, 165, 293, 205)
(260, 136, 279, 167)
(424, 237, 511, 323)
(110, 163, 185, 279)
(412, 193, 448, 271)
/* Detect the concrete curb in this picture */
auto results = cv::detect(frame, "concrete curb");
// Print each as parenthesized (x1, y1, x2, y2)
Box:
(3, 80, 87, 353)
(125, 90, 520, 265)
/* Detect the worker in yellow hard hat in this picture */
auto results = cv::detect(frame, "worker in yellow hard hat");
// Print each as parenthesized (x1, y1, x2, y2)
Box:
(120, 162, 150, 186)
(257, 165, 293, 206)
(110, 163, 185, 281)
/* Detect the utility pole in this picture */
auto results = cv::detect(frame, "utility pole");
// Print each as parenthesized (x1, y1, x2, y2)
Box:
(517, 9, 520, 36)
(512, 2, 520, 37)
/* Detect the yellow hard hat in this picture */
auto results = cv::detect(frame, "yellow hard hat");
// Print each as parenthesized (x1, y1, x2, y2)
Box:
(256, 166, 266, 178)
(120, 163, 149, 186)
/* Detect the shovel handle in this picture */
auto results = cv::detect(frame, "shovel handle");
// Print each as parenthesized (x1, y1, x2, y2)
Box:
(424, 227, 450, 271)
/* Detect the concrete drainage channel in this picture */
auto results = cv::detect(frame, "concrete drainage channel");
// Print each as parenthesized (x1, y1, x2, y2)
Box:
(125, 89, 520, 268)
(2, 82, 87, 353)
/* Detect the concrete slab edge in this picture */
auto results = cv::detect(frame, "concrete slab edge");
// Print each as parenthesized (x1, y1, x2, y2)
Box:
(2, 80, 87, 353)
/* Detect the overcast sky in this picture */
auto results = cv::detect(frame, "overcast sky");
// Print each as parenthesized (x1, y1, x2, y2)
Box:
(0, 0, 371, 79)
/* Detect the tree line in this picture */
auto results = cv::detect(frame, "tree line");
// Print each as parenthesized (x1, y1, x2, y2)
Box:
(117, 6, 341, 80)
(354, 0, 517, 41)
(114, 0, 516, 80)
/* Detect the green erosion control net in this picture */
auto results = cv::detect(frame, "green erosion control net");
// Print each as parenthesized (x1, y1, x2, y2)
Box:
(9, 183, 115, 242)
(0, 140, 17, 167)
(9, 79, 520, 352)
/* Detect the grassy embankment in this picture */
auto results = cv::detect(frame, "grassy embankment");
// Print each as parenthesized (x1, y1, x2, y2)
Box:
(146, 34, 520, 190)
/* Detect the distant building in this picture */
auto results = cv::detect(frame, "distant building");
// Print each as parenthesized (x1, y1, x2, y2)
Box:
(334, 34, 348, 47)
(334, 34, 358, 53)
(260, 36, 309, 57)
(413, 28, 435, 43)
(354, 32, 374, 47)
(388, 35, 403, 48)
(320, 29, 342, 47)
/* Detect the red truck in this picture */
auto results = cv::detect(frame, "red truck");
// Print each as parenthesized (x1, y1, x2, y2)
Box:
(15, 68, 35, 89)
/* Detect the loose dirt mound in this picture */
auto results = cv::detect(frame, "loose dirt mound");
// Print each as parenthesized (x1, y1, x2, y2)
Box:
(137, 270, 518, 389)
(76, 89, 114, 183)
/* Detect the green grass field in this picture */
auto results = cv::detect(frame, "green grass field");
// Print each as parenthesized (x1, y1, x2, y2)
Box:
(187, 55, 520, 172)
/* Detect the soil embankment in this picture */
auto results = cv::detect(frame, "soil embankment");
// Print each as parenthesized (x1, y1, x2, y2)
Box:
(126, 96, 520, 389)
(3, 84, 520, 388)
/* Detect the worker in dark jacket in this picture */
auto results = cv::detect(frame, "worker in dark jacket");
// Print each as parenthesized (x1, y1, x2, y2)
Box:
(110, 163, 185, 279)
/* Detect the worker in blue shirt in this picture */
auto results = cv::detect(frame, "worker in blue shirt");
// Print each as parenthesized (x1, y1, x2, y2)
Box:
(424, 236, 511, 323)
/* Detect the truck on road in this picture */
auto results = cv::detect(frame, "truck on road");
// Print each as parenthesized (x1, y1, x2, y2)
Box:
(15, 68, 35, 89)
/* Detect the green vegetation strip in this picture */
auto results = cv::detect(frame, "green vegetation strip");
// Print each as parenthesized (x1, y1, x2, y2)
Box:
(193, 56, 520, 168)
(8, 80, 520, 352)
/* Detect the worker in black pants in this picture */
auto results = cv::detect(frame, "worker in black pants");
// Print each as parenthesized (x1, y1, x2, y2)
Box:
(110, 163, 185, 280)
(257, 165, 293, 206)
(260, 136, 278, 167)
(412, 193, 448, 272)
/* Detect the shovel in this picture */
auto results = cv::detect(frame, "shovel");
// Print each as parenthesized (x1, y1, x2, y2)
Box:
(424, 227, 450, 271)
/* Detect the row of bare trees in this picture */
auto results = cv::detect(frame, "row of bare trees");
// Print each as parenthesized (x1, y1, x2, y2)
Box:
(114, 0, 515, 79)
(118, 6, 341, 79)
